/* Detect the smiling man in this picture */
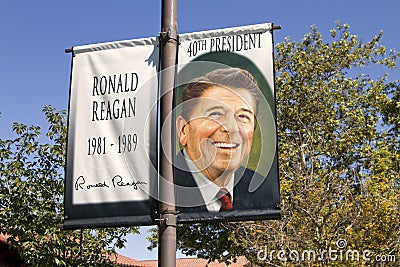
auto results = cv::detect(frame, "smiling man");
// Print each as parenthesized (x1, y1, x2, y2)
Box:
(174, 68, 275, 216)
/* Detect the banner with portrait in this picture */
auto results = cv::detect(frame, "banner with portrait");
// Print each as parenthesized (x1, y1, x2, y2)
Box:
(64, 37, 159, 229)
(64, 22, 280, 228)
(173, 23, 281, 223)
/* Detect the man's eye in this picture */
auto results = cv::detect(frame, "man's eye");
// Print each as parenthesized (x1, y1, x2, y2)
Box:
(208, 111, 224, 118)
(237, 114, 252, 123)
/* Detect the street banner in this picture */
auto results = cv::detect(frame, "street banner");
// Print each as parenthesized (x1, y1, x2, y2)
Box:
(64, 22, 280, 228)
(64, 37, 159, 228)
(173, 23, 281, 223)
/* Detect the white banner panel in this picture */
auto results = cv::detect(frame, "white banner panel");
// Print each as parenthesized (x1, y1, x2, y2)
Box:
(64, 37, 159, 228)
(174, 23, 281, 223)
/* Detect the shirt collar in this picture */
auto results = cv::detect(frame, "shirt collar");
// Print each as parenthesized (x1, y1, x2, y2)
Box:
(182, 149, 234, 211)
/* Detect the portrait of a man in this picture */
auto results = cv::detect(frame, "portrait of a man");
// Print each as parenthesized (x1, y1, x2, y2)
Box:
(174, 67, 278, 219)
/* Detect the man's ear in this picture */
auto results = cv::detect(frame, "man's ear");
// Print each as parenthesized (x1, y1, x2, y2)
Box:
(176, 116, 188, 146)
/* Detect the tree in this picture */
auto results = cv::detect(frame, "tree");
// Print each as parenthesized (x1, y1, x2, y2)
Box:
(0, 106, 137, 266)
(172, 22, 400, 266)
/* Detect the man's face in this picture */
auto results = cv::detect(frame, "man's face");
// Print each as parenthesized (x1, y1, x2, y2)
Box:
(177, 85, 256, 181)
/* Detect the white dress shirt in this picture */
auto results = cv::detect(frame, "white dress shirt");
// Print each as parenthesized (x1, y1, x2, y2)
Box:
(182, 149, 234, 212)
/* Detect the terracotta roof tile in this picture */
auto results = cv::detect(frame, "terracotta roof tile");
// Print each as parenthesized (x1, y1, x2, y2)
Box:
(138, 256, 250, 267)
(109, 253, 150, 267)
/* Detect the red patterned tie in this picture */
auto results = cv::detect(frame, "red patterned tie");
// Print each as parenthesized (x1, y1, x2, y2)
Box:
(217, 188, 232, 211)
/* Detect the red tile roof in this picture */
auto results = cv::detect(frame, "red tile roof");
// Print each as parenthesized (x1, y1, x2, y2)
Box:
(110, 253, 149, 267)
(138, 256, 250, 267)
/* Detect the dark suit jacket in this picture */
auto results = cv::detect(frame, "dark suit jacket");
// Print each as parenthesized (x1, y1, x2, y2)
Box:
(174, 151, 280, 222)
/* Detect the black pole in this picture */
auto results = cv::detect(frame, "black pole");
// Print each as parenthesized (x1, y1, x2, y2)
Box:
(158, 0, 178, 266)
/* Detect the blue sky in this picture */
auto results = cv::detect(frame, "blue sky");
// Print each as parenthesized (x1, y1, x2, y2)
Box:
(1, 0, 399, 261)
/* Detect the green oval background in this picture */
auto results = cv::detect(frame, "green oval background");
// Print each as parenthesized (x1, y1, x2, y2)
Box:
(175, 51, 276, 176)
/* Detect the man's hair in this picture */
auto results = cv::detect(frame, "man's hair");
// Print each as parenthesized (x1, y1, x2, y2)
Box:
(180, 67, 260, 120)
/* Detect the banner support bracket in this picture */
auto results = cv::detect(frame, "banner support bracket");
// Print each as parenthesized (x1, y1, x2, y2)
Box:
(160, 29, 179, 44)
